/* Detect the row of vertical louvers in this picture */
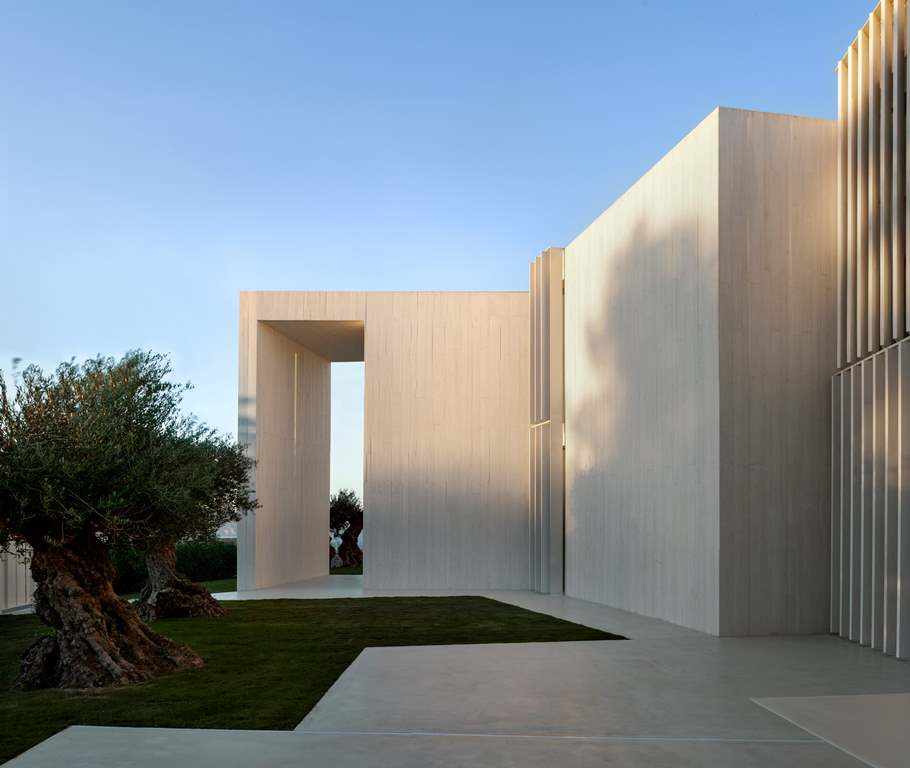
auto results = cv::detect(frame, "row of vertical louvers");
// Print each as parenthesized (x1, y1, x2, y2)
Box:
(837, 0, 910, 368)
(832, 0, 910, 660)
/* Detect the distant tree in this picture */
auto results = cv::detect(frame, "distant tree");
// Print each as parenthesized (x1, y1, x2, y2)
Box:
(329, 489, 363, 567)
(135, 430, 255, 622)
(0, 352, 208, 688)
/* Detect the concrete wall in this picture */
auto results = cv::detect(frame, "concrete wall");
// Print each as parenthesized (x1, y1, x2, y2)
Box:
(238, 291, 529, 591)
(564, 110, 722, 634)
(832, 339, 910, 659)
(0, 551, 32, 612)
(238, 314, 330, 590)
(717, 109, 836, 635)
(564, 108, 835, 635)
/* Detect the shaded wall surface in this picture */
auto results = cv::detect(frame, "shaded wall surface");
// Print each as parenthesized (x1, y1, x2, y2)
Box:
(238, 291, 529, 591)
(238, 322, 330, 590)
(832, 343, 910, 659)
(0, 552, 32, 612)
(717, 109, 836, 635)
(564, 108, 835, 635)
(565, 110, 722, 634)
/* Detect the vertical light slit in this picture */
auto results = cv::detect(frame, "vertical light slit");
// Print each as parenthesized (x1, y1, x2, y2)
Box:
(852, 363, 863, 641)
(839, 60, 849, 367)
(861, 358, 874, 645)
(832, 375, 842, 634)
(870, 13, 882, 353)
(883, 0, 895, 346)
(897, 339, 910, 657)
(843, 367, 853, 637)
(849, 45, 858, 363)
(529, 259, 537, 589)
(905, 0, 910, 336)
(859, 30, 870, 356)
(293, 351, 299, 450)
(885, 344, 899, 654)
(873, 352, 886, 650)
(895, 0, 907, 338)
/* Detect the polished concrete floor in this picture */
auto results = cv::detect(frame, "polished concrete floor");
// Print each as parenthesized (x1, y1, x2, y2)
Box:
(8, 725, 863, 768)
(755, 692, 910, 768)
(297, 637, 910, 741)
(9, 578, 910, 767)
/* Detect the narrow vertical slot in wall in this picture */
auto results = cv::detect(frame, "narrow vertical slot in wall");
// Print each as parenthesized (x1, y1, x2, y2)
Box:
(329, 361, 365, 577)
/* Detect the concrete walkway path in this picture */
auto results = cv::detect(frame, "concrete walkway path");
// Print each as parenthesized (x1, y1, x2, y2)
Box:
(9, 578, 910, 767)
(8, 724, 862, 767)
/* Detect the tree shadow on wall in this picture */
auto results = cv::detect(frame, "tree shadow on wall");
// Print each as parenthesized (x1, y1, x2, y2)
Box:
(566, 216, 718, 630)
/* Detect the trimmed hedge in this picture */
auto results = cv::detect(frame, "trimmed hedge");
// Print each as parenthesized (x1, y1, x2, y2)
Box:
(177, 539, 237, 583)
(112, 539, 237, 595)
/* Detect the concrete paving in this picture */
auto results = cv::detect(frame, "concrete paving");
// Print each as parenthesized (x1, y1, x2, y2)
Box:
(296, 637, 910, 756)
(8, 582, 910, 766)
(6, 725, 864, 768)
(754, 692, 910, 768)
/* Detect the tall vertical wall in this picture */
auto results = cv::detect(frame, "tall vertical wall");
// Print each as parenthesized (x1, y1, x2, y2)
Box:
(564, 108, 835, 635)
(717, 110, 837, 635)
(564, 111, 722, 634)
(831, 1, 910, 659)
(364, 292, 529, 589)
(238, 302, 331, 590)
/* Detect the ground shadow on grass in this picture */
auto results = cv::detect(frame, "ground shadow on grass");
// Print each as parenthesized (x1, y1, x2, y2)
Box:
(0, 596, 622, 763)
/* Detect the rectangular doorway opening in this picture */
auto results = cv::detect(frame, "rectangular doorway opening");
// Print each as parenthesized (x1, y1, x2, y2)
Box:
(243, 319, 365, 590)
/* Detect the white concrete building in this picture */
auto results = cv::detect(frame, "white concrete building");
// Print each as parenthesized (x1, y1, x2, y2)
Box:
(238, 107, 838, 638)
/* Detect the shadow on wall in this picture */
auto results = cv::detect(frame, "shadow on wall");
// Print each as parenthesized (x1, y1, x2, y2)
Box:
(238, 394, 256, 449)
(566, 216, 719, 632)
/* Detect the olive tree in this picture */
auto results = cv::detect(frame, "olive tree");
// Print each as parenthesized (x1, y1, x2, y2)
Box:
(0, 351, 252, 689)
(135, 431, 254, 622)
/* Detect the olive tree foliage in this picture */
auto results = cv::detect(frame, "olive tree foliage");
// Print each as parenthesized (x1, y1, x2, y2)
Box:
(0, 352, 192, 556)
(135, 432, 256, 621)
(0, 351, 254, 688)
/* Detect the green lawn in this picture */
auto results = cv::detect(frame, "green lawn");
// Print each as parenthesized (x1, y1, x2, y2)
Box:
(0, 596, 621, 763)
(329, 563, 363, 575)
(198, 577, 236, 593)
(118, 578, 236, 602)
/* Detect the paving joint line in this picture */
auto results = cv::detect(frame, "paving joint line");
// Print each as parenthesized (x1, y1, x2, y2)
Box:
(294, 728, 821, 744)
(751, 698, 880, 768)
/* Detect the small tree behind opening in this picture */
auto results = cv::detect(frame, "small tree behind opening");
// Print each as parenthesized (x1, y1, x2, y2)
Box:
(329, 489, 363, 568)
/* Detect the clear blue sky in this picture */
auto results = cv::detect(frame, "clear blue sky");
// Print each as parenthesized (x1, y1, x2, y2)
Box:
(1, 1, 864, 496)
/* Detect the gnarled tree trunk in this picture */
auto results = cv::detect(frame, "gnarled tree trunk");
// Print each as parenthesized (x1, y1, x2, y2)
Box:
(339, 522, 363, 567)
(136, 542, 226, 622)
(18, 541, 203, 690)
